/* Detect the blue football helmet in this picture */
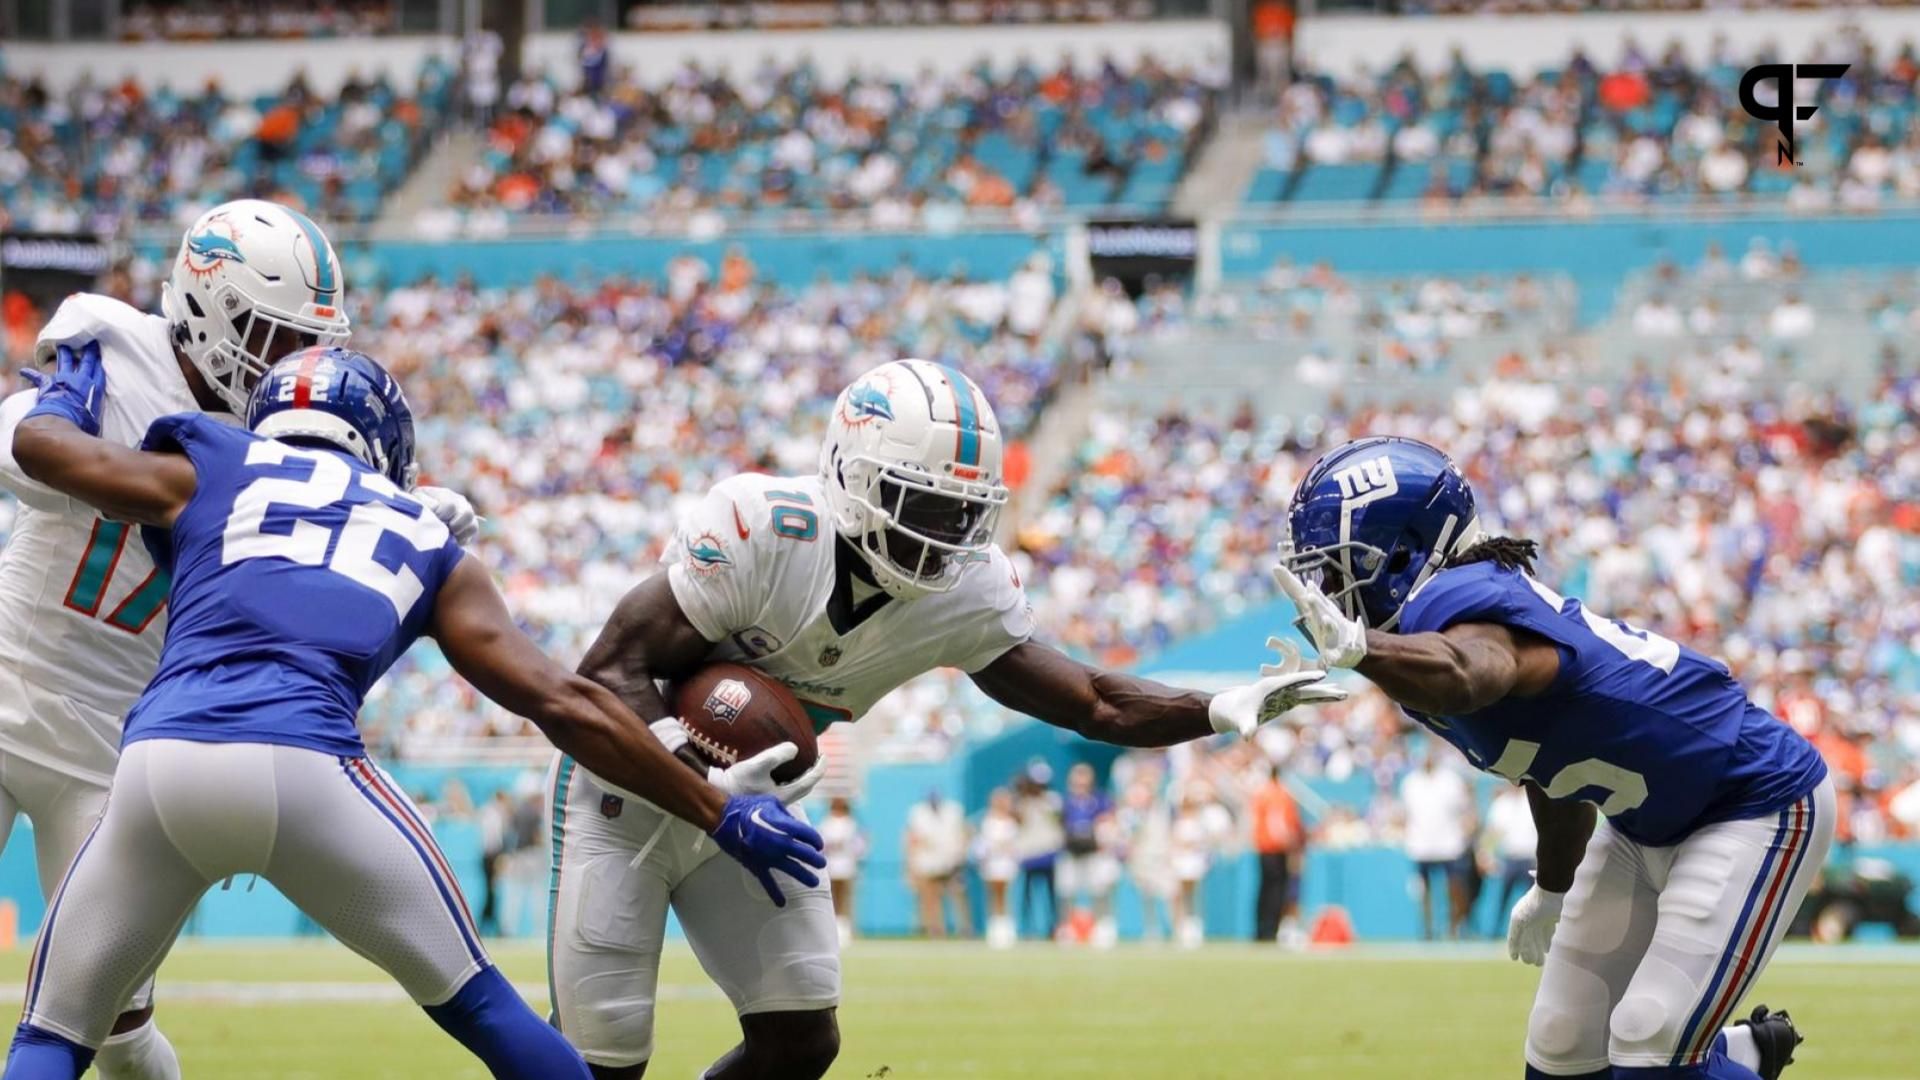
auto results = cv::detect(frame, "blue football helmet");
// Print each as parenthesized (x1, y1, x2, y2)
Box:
(1282, 436, 1482, 631)
(245, 346, 418, 488)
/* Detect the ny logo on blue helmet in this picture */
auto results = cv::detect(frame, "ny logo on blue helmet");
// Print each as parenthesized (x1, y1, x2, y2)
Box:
(1282, 436, 1480, 630)
(245, 346, 419, 488)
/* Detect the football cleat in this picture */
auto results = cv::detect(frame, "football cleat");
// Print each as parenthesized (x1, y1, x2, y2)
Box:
(1735, 1005, 1803, 1079)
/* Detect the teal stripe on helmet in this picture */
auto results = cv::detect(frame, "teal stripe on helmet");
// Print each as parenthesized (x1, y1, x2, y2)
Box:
(282, 207, 338, 300)
(935, 363, 980, 466)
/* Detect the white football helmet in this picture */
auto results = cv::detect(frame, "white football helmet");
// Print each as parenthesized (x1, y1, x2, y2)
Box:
(160, 199, 351, 413)
(821, 359, 1010, 599)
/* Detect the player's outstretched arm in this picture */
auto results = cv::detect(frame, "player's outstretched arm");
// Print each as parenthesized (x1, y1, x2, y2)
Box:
(11, 343, 195, 526)
(971, 641, 1213, 747)
(430, 556, 728, 832)
(971, 640, 1343, 746)
(1352, 623, 1548, 716)
(1272, 562, 1557, 715)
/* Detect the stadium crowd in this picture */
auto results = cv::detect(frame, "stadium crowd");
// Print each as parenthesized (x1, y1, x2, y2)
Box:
(1258, 29, 1920, 209)
(446, 53, 1218, 230)
(0, 62, 454, 234)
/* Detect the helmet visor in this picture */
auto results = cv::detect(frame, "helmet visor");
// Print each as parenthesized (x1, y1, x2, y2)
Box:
(1282, 538, 1385, 627)
(217, 285, 351, 399)
(865, 462, 1006, 589)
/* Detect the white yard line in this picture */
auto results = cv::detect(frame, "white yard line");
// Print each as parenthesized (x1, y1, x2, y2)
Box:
(0, 981, 728, 1006)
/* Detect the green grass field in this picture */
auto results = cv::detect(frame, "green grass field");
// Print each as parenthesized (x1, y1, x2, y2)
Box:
(1, 941, 1914, 1078)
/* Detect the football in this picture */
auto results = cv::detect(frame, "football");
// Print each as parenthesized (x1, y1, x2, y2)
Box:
(669, 662, 819, 783)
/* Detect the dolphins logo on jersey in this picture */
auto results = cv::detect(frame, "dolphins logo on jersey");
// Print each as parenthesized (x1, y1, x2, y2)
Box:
(703, 679, 753, 725)
(686, 532, 732, 579)
(183, 214, 246, 279)
(839, 373, 897, 428)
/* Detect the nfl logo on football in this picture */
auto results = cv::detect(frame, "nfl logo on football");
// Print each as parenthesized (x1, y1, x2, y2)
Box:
(703, 679, 753, 725)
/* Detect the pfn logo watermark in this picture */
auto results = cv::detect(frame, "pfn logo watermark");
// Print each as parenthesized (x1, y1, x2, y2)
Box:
(1739, 64, 1850, 167)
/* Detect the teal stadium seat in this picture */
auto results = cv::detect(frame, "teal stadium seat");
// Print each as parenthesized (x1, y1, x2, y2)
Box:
(1289, 162, 1382, 203)
(1244, 166, 1293, 204)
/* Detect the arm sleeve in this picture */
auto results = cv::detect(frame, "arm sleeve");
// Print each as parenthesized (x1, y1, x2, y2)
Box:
(661, 486, 765, 643)
(0, 387, 76, 513)
(952, 550, 1036, 673)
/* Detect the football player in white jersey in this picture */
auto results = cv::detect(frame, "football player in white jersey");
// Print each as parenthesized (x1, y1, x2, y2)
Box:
(547, 359, 1347, 1080)
(0, 198, 476, 1079)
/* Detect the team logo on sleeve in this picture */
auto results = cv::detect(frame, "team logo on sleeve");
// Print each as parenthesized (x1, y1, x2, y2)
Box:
(703, 679, 753, 725)
(686, 532, 732, 579)
(732, 628, 784, 658)
(839, 372, 897, 427)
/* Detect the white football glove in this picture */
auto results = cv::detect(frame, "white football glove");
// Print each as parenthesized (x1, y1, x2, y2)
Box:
(649, 716, 691, 755)
(708, 743, 826, 807)
(1270, 563, 1369, 669)
(414, 485, 482, 546)
(1506, 880, 1565, 967)
(1207, 638, 1350, 737)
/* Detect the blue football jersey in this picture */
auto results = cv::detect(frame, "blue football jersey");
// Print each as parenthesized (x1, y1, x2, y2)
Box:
(1396, 562, 1826, 846)
(124, 415, 465, 757)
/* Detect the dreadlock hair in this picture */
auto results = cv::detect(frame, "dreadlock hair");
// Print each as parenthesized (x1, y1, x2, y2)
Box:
(1445, 536, 1541, 574)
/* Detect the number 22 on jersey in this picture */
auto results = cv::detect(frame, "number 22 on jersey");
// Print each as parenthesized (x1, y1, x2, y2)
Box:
(221, 441, 447, 619)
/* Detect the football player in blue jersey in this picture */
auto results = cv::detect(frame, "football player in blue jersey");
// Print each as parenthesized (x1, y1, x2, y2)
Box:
(0, 343, 825, 1080)
(1271, 436, 1831, 1080)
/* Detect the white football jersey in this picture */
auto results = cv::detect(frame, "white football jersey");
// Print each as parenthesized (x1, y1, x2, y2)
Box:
(0, 294, 209, 782)
(661, 473, 1033, 729)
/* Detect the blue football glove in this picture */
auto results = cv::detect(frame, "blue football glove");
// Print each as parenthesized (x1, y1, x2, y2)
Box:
(23, 341, 106, 437)
(708, 793, 827, 908)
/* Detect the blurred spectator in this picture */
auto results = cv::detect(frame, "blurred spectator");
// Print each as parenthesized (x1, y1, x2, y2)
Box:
(477, 789, 514, 937)
(1118, 779, 1176, 942)
(1169, 781, 1232, 948)
(578, 21, 611, 98)
(1056, 763, 1120, 948)
(975, 789, 1021, 949)
(905, 789, 970, 940)
(821, 796, 867, 947)
(1402, 745, 1475, 940)
(1249, 763, 1306, 945)
(1013, 761, 1065, 940)
(1482, 783, 1539, 938)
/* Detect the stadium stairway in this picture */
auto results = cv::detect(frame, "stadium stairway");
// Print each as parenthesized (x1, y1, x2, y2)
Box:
(1171, 111, 1269, 219)
(373, 129, 485, 236)
(999, 292, 1095, 543)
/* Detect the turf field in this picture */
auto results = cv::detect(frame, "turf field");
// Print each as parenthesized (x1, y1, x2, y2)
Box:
(1, 941, 1914, 1078)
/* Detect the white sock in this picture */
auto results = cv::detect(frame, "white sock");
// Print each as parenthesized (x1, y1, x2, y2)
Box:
(1720, 1025, 1761, 1072)
(94, 1020, 181, 1080)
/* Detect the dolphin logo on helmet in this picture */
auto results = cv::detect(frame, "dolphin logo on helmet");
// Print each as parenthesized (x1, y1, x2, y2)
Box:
(185, 230, 248, 270)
